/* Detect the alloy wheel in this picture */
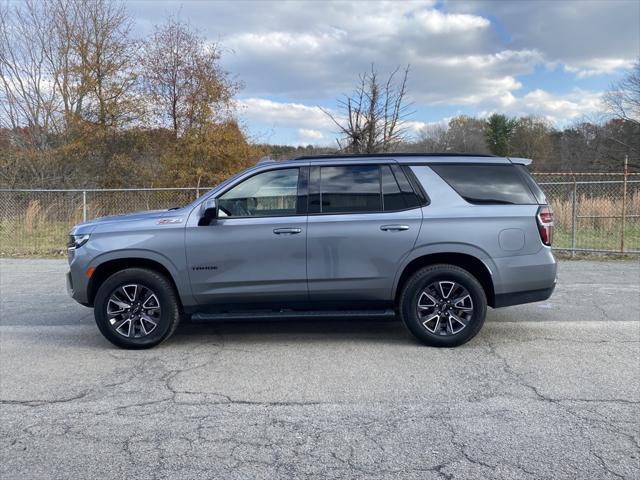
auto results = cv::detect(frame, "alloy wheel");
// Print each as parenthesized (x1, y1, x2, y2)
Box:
(106, 284, 161, 338)
(416, 280, 474, 336)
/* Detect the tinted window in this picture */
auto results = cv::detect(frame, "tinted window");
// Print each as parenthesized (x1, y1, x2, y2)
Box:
(516, 165, 546, 204)
(394, 165, 423, 208)
(320, 165, 381, 213)
(431, 164, 536, 204)
(382, 165, 406, 211)
(219, 168, 299, 217)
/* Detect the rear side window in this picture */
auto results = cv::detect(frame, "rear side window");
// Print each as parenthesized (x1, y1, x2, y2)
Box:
(381, 166, 405, 211)
(431, 164, 537, 205)
(320, 165, 381, 213)
(516, 165, 547, 204)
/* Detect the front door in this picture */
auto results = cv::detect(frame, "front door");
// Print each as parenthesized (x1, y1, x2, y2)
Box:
(186, 167, 308, 305)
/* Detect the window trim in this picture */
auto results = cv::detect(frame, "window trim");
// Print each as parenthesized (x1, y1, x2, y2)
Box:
(216, 166, 306, 219)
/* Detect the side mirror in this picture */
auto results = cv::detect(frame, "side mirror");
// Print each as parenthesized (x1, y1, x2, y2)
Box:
(198, 198, 218, 226)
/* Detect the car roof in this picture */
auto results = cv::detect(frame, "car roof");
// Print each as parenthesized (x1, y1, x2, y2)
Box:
(256, 153, 532, 168)
(289, 153, 531, 165)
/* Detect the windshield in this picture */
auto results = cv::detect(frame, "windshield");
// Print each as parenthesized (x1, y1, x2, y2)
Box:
(186, 167, 259, 208)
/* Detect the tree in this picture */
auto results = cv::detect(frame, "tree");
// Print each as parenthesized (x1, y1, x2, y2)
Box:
(604, 60, 640, 126)
(72, 0, 139, 127)
(510, 116, 552, 164)
(322, 65, 412, 153)
(445, 116, 488, 153)
(0, 1, 59, 146)
(160, 121, 264, 187)
(485, 113, 517, 156)
(412, 116, 488, 154)
(141, 17, 237, 136)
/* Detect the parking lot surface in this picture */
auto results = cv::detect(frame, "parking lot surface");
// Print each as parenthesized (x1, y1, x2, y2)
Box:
(1, 259, 639, 479)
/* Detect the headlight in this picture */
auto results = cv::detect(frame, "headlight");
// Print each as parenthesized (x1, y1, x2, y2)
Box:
(67, 234, 90, 250)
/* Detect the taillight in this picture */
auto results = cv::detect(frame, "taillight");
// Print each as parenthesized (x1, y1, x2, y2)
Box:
(536, 206, 553, 246)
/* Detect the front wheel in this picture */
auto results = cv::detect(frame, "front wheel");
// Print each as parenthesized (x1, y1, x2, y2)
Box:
(94, 268, 181, 349)
(399, 264, 487, 347)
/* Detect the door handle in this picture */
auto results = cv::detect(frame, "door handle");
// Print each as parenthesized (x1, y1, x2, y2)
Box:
(380, 224, 410, 232)
(273, 227, 302, 235)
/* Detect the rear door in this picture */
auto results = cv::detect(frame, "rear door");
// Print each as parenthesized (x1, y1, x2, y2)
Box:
(306, 163, 423, 302)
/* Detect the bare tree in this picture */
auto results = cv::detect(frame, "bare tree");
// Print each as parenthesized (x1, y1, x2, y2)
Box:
(604, 60, 640, 125)
(0, 0, 139, 134)
(0, 1, 59, 146)
(140, 16, 238, 136)
(322, 65, 412, 153)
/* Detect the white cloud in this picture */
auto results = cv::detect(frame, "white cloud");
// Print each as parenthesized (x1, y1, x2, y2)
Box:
(297, 128, 325, 144)
(238, 98, 336, 131)
(479, 89, 604, 125)
(564, 58, 635, 79)
(414, 9, 490, 34)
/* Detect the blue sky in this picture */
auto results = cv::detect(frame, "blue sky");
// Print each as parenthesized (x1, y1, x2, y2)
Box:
(129, 0, 639, 146)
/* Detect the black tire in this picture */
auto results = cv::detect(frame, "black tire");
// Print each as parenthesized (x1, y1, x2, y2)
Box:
(399, 264, 487, 347)
(94, 268, 181, 349)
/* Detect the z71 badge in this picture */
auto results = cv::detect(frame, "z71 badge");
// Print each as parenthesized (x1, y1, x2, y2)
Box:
(157, 218, 183, 225)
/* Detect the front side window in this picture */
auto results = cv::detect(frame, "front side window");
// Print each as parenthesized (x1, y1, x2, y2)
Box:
(218, 168, 299, 217)
(319, 165, 382, 213)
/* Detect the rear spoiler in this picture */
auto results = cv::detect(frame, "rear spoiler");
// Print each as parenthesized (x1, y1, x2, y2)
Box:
(508, 157, 532, 166)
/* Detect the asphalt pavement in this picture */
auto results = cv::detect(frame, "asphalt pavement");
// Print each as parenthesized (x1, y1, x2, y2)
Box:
(0, 258, 639, 479)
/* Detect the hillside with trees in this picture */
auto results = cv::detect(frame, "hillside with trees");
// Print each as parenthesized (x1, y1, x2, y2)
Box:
(0, 0, 638, 189)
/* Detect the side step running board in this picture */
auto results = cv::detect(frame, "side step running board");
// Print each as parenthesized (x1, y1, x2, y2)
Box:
(191, 309, 396, 322)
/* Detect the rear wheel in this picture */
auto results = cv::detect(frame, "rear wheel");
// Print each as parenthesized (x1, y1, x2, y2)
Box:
(399, 264, 487, 347)
(94, 268, 181, 349)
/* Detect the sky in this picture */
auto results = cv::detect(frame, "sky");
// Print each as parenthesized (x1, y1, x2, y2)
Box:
(128, 0, 640, 146)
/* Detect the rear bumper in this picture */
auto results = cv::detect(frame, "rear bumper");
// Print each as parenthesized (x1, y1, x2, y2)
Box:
(490, 247, 557, 307)
(493, 283, 555, 308)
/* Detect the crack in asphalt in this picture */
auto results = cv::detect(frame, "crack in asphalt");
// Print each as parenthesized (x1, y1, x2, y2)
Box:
(2, 327, 639, 479)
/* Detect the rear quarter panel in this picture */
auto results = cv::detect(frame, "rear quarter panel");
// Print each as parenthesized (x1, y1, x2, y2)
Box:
(404, 165, 553, 296)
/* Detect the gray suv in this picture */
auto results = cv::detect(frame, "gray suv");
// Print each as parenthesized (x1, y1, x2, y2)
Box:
(67, 154, 556, 349)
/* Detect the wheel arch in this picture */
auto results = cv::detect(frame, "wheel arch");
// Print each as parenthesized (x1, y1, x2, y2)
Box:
(87, 257, 182, 308)
(394, 251, 496, 307)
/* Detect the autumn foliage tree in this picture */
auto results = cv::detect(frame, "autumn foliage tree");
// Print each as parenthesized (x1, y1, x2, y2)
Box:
(140, 17, 238, 136)
(0, 0, 261, 188)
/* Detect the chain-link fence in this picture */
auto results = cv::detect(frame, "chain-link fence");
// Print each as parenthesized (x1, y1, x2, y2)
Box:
(536, 175, 640, 254)
(1, 175, 639, 256)
(0, 188, 205, 256)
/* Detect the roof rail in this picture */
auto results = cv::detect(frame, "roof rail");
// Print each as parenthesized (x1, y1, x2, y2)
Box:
(295, 152, 496, 160)
(256, 155, 275, 165)
(508, 157, 533, 166)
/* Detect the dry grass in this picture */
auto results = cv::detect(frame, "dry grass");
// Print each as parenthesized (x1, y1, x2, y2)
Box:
(550, 192, 640, 230)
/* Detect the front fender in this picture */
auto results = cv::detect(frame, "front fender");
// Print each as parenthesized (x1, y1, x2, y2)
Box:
(88, 248, 195, 307)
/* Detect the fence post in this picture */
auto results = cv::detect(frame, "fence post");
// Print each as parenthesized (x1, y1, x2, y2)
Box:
(571, 180, 577, 257)
(82, 190, 87, 222)
(620, 156, 628, 253)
